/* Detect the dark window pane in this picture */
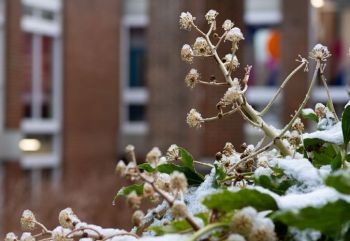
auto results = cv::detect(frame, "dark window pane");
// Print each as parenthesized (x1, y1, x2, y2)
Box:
(128, 104, 146, 122)
(129, 27, 146, 87)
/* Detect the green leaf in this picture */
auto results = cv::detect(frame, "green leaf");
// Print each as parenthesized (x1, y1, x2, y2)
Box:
(273, 200, 350, 237)
(116, 183, 144, 197)
(331, 153, 342, 171)
(148, 219, 192, 235)
(326, 171, 350, 194)
(202, 189, 278, 212)
(254, 175, 296, 195)
(138, 163, 156, 172)
(301, 108, 318, 122)
(157, 163, 204, 185)
(195, 212, 209, 226)
(179, 147, 194, 170)
(342, 105, 350, 146)
(313, 152, 333, 167)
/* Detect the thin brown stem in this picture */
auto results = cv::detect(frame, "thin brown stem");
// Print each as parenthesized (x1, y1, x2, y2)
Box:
(199, 80, 228, 86)
(319, 65, 340, 122)
(260, 58, 308, 116)
(202, 108, 238, 122)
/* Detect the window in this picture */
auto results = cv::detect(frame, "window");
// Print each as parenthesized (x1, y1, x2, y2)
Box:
(120, 15, 149, 134)
(20, 0, 63, 174)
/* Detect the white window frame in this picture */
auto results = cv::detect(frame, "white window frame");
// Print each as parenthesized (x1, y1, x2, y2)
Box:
(20, 0, 63, 172)
(120, 15, 149, 135)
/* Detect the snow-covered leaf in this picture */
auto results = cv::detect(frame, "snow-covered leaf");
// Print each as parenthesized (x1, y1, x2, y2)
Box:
(301, 108, 318, 122)
(342, 105, 350, 146)
(326, 171, 350, 194)
(138, 163, 156, 172)
(114, 183, 144, 201)
(148, 219, 192, 235)
(273, 200, 350, 237)
(254, 175, 296, 195)
(202, 189, 278, 212)
(157, 163, 204, 185)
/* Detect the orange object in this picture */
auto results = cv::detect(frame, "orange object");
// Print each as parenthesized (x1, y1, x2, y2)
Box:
(267, 30, 281, 60)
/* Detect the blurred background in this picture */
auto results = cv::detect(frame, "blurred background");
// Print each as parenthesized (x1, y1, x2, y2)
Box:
(0, 0, 349, 235)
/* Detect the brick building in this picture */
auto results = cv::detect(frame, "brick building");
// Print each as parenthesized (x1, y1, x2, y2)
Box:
(1, 0, 350, 235)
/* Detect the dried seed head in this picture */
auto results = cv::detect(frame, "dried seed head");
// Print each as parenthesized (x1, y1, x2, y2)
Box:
(310, 44, 331, 61)
(193, 37, 211, 56)
(222, 79, 241, 104)
(225, 27, 244, 43)
(179, 12, 195, 31)
(115, 160, 126, 177)
(20, 233, 35, 241)
(166, 144, 180, 162)
(231, 207, 258, 236)
(315, 103, 326, 118)
(143, 182, 155, 198)
(172, 200, 188, 218)
(58, 208, 80, 229)
(186, 109, 203, 128)
(20, 210, 36, 231)
(222, 19, 234, 31)
(132, 210, 145, 227)
(222, 142, 235, 156)
(52, 227, 71, 241)
(170, 171, 188, 193)
(205, 9, 219, 24)
(185, 68, 200, 89)
(155, 173, 171, 192)
(223, 54, 240, 71)
(291, 117, 304, 132)
(5, 233, 18, 241)
(181, 44, 194, 63)
(248, 218, 277, 241)
(127, 191, 142, 209)
(146, 147, 162, 166)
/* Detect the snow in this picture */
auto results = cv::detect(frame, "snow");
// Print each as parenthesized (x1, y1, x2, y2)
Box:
(185, 168, 218, 214)
(303, 122, 343, 145)
(301, 108, 316, 117)
(254, 166, 273, 177)
(275, 158, 322, 189)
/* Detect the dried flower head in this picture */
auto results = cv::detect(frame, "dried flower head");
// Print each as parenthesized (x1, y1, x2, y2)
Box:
(289, 130, 301, 146)
(52, 227, 71, 241)
(225, 27, 244, 43)
(132, 210, 145, 227)
(222, 19, 234, 31)
(205, 9, 218, 24)
(315, 103, 326, 118)
(146, 147, 162, 166)
(155, 173, 171, 192)
(127, 191, 142, 209)
(166, 144, 180, 162)
(179, 12, 195, 31)
(231, 207, 258, 236)
(181, 44, 194, 63)
(172, 200, 188, 218)
(115, 160, 126, 176)
(186, 109, 203, 128)
(222, 142, 235, 156)
(185, 68, 200, 88)
(125, 144, 135, 153)
(125, 162, 139, 180)
(193, 37, 211, 56)
(291, 117, 304, 132)
(310, 44, 331, 61)
(223, 54, 240, 71)
(227, 234, 246, 241)
(248, 218, 277, 241)
(143, 182, 155, 198)
(20, 233, 35, 241)
(58, 208, 80, 229)
(222, 79, 241, 104)
(5, 233, 18, 241)
(170, 171, 188, 192)
(20, 210, 36, 231)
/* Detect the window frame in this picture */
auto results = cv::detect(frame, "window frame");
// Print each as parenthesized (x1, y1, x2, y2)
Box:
(120, 15, 149, 135)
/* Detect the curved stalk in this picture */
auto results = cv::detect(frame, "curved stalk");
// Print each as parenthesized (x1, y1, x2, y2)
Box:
(186, 223, 229, 241)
